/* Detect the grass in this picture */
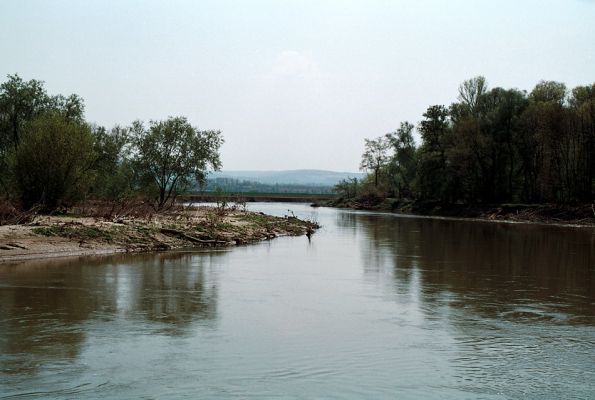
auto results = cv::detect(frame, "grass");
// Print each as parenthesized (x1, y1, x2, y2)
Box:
(236, 213, 315, 234)
(27, 208, 318, 251)
(237, 213, 271, 224)
(33, 225, 115, 242)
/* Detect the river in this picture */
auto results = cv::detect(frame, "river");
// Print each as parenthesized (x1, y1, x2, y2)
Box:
(1, 203, 594, 399)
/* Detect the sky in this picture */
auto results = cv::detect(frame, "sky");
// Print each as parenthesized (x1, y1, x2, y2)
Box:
(1, 0, 594, 172)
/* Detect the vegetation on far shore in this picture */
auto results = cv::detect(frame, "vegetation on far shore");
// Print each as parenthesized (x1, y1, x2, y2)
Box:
(2, 73, 594, 229)
(331, 76, 595, 224)
(202, 177, 335, 195)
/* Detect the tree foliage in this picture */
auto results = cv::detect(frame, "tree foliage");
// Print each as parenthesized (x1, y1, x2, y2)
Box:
(342, 77, 595, 205)
(0, 74, 224, 214)
(90, 125, 134, 200)
(360, 136, 390, 186)
(131, 117, 223, 209)
(0, 74, 84, 151)
(14, 113, 95, 210)
(386, 122, 417, 198)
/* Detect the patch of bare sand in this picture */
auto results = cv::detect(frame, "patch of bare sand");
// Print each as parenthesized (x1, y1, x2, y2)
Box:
(0, 224, 124, 262)
(0, 207, 318, 263)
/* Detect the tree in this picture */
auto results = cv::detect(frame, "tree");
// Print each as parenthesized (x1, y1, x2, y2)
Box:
(417, 105, 451, 201)
(518, 81, 568, 201)
(360, 136, 390, 187)
(458, 76, 488, 115)
(90, 124, 134, 200)
(455, 87, 529, 202)
(386, 122, 417, 198)
(131, 116, 223, 210)
(568, 84, 595, 200)
(0, 74, 86, 197)
(0, 74, 84, 151)
(333, 177, 359, 199)
(0, 75, 50, 151)
(530, 80, 566, 105)
(13, 113, 96, 210)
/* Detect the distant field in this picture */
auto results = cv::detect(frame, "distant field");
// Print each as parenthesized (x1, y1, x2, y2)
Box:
(207, 169, 363, 186)
(182, 191, 337, 203)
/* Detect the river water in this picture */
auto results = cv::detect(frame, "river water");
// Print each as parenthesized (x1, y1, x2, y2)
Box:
(0, 203, 594, 399)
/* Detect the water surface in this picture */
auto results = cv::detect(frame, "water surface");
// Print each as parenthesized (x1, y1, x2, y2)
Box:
(1, 203, 594, 399)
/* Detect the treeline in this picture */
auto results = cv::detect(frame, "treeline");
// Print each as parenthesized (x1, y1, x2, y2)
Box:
(202, 177, 333, 194)
(337, 77, 594, 205)
(0, 74, 223, 214)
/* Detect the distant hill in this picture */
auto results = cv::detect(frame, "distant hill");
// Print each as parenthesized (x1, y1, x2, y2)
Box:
(207, 170, 364, 186)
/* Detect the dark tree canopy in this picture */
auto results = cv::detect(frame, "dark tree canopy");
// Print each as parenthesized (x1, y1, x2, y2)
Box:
(386, 122, 417, 198)
(345, 77, 595, 205)
(0, 74, 84, 151)
(14, 113, 95, 210)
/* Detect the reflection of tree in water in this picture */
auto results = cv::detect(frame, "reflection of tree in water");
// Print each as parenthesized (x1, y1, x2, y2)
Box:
(335, 212, 359, 231)
(0, 251, 221, 375)
(134, 252, 218, 331)
(352, 213, 595, 320)
(352, 213, 595, 396)
(0, 257, 100, 375)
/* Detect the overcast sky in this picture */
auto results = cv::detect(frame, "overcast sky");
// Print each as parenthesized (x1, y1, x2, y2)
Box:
(1, 0, 594, 172)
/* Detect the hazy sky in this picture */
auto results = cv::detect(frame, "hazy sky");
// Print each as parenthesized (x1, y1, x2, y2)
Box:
(1, 0, 594, 172)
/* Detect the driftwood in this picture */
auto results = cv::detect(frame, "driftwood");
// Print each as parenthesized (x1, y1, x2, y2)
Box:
(0, 202, 42, 226)
(160, 228, 228, 245)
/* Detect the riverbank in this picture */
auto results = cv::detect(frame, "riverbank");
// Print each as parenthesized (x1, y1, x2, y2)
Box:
(0, 205, 319, 263)
(181, 192, 336, 203)
(322, 198, 595, 227)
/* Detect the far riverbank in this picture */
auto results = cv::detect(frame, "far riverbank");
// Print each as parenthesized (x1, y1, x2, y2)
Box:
(320, 199, 595, 227)
(181, 192, 337, 203)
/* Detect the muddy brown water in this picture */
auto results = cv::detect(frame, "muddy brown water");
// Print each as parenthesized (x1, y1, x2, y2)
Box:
(1, 203, 594, 399)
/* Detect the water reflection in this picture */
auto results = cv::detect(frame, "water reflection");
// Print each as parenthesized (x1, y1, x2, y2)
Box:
(125, 253, 218, 327)
(347, 213, 595, 398)
(347, 213, 595, 321)
(0, 252, 220, 374)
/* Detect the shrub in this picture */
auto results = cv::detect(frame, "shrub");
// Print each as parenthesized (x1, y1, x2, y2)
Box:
(13, 113, 95, 211)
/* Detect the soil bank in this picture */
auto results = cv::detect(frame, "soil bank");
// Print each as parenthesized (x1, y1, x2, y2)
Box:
(0, 206, 318, 263)
(321, 198, 595, 227)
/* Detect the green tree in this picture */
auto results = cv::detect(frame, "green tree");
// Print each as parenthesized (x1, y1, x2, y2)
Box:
(568, 84, 595, 200)
(13, 113, 96, 210)
(0, 74, 85, 151)
(417, 105, 451, 201)
(0, 75, 50, 151)
(458, 76, 488, 115)
(333, 177, 359, 199)
(131, 116, 223, 210)
(530, 80, 566, 105)
(360, 136, 390, 187)
(386, 121, 417, 198)
(0, 74, 86, 197)
(476, 87, 528, 201)
(518, 81, 567, 201)
(90, 125, 134, 200)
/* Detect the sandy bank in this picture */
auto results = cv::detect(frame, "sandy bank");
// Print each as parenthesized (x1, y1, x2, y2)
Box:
(0, 206, 318, 263)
